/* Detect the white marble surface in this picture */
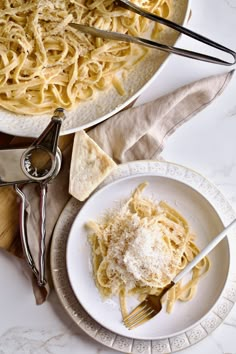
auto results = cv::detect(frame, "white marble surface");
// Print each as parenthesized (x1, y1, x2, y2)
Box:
(0, 0, 236, 353)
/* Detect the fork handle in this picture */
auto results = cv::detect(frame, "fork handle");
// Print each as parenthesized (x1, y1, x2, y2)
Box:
(173, 218, 236, 284)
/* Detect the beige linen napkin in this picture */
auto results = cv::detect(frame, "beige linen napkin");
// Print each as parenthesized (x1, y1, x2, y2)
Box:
(0, 70, 234, 304)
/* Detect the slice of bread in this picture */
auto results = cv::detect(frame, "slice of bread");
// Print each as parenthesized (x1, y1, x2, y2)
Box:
(69, 130, 117, 201)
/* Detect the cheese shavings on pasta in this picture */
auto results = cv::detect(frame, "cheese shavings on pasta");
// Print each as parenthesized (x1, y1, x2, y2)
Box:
(87, 182, 210, 317)
(0, 0, 172, 115)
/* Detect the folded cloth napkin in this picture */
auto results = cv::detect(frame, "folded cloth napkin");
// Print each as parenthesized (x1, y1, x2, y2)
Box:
(0, 70, 234, 304)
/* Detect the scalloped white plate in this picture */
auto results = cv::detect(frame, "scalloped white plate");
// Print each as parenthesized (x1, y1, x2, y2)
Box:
(51, 161, 236, 352)
(0, 0, 189, 137)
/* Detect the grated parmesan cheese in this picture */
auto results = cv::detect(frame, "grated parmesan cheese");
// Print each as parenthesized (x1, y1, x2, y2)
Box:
(123, 225, 172, 285)
(104, 204, 182, 290)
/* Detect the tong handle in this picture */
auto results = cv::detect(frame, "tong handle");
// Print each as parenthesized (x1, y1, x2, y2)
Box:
(15, 184, 47, 286)
(70, 24, 236, 66)
(117, 0, 236, 65)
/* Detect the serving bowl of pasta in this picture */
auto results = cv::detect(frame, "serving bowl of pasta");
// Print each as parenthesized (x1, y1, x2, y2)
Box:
(65, 162, 233, 340)
(0, 0, 189, 137)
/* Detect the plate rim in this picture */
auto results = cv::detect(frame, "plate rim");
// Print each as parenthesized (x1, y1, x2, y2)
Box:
(50, 160, 236, 353)
(0, 0, 190, 138)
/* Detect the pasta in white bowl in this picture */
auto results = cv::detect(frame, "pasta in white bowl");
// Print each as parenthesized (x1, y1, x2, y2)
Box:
(0, 0, 189, 136)
(0, 0, 172, 115)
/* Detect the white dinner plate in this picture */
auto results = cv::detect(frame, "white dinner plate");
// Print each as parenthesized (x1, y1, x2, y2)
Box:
(0, 0, 189, 137)
(65, 161, 235, 341)
(51, 161, 236, 352)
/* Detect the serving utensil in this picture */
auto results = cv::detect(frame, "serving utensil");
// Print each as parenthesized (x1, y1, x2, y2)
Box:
(0, 108, 65, 286)
(124, 218, 236, 330)
(69, 0, 236, 66)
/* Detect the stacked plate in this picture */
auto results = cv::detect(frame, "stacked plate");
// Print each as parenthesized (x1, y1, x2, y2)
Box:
(51, 161, 236, 353)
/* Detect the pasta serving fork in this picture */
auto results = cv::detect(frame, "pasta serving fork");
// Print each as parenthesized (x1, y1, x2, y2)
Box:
(124, 218, 236, 330)
(69, 0, 236, 66)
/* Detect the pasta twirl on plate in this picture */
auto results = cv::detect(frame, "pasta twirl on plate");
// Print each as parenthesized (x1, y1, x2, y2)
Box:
(0, 0, 172, 115)
(86, 182, 210, 318)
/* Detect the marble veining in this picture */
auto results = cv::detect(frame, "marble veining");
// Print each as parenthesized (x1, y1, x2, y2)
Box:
(0, 327, 72, 353)
(224, 318, 236, 327)
(225, 0, 236, 8)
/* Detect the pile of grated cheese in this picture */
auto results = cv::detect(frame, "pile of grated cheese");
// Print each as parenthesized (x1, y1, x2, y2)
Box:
(103, 203, 182, 292)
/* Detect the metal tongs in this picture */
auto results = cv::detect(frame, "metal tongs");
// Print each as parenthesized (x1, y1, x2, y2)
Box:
(69, 0, 236, 66)
(0, 108, 65, 286)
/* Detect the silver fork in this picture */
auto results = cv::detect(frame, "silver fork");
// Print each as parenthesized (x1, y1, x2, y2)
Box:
(124, 218, 236, 329)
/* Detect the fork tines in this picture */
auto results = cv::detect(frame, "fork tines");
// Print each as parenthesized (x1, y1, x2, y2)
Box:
(123, 301, 156, 329)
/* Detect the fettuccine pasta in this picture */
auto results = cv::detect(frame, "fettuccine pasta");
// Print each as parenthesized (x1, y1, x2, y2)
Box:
(87, 182, 210, 318)
(0, 0, 172, 115)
